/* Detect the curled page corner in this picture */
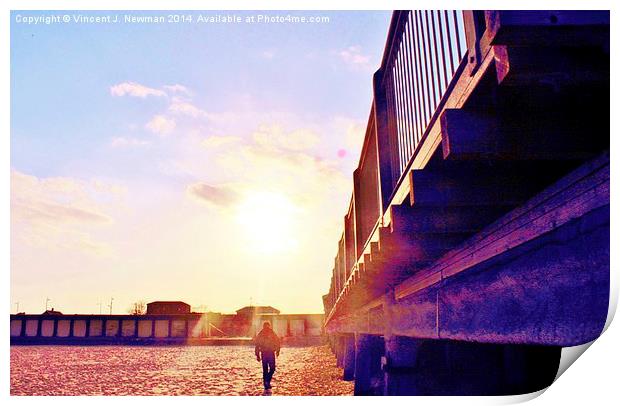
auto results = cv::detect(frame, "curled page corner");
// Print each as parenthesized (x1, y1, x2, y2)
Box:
(554, 287, 617, 384)
(555, 341, 595, 381)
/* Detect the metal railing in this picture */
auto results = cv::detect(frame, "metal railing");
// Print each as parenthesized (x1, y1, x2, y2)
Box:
(385, 10, 467, 178)
(324, 10, 472, 318)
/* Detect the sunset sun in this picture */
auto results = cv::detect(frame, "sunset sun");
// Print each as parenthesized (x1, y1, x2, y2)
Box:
(235, 191, 299, 254)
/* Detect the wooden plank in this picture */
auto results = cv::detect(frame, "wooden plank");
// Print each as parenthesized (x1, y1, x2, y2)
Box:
(484, 10, 610, 48)
(439, 155, 609, 280)
(409, 162, 564, 207)
(494, 45, 609, 87)
(440, 108, 608, 161)
(390, 203, 512, 234)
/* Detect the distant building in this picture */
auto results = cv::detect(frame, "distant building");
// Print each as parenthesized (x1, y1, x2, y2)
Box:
(235, 306, 280, 317)
(146, 301, 190, 315)
(11, 301, 324, 343)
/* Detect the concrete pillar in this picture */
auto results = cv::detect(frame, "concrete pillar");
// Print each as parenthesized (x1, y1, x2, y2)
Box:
(335, 335, 344, 367)
(69, 319, 75, 337)
(383, 336, 423, 395)
(343, 334, 356, 381)
(381, 336, 562, 395)
(354, 334, 384, 395)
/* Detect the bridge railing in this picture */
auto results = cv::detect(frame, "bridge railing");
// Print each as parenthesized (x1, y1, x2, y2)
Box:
(324, 10, 481, 319)
(383, 10, 467, 179)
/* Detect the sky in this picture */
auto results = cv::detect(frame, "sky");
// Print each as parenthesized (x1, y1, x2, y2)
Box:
(10, 10, 392, 315)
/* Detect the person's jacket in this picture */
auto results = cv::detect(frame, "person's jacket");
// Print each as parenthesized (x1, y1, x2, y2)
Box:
(255, 328, 281, 355)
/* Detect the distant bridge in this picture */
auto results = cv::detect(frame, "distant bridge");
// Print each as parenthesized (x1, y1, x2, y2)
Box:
(322, 10, 609, 395)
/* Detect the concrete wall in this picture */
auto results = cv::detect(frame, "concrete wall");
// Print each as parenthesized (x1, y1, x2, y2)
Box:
(73, 320, 87, 337)
(106, 320, 119, 337)
(11, 312, 325, 343)
(10, 320, 21, 337)
(25, 320, 38, 336)
(138, 320, 152, 337)
(41, 320, 54, 337)
(89, 320, 103, 336)
(154, 320, 169, 337)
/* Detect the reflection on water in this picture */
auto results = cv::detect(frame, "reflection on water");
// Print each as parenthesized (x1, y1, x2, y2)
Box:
(11, 345, 353, 396)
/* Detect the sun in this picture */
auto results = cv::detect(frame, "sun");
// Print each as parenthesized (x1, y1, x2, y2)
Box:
(235, 191, 299, 254)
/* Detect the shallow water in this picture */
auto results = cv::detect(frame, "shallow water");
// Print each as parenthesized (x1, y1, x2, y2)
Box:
(10, 345, 353, 396)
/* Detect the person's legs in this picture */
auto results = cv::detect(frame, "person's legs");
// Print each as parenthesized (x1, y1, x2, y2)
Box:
(263, 352, 276, 388)
(261, 356, 270, 388)
(267, 356, 276, 384)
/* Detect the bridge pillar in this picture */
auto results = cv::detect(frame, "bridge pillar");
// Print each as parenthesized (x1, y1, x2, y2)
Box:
(335, 335, 344, 368)
(354, 334, 384, 395)
(382, 336, 422, 395)
(343, 334, 356, 381)
(382, 336, 561, 395)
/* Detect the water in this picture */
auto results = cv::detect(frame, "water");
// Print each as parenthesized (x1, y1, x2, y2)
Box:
(10, 345, 353, 396)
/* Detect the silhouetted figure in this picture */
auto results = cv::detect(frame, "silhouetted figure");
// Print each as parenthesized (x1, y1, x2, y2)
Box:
(255, 321, 281, 389)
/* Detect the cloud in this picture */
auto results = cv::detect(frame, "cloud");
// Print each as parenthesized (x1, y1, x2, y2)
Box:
(110, 82, 167, 98)
(11, 170, 118, 256)
(211, 124, 349, 203)
(17, 201, 111, 224)
(110, 137, 150, 148)
(201, 135, 241, 149)
(187, 183, 240, 207)
(253, 125, 320, 152)
(145, 115, 176, 135)
(11, 170, 114, 225)
(336, 45, 372, 70)
(168, 98, 209, 118)
(163, 84, 191, 95)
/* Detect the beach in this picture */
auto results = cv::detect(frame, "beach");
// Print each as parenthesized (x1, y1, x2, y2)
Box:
(10, 344, 353, 396)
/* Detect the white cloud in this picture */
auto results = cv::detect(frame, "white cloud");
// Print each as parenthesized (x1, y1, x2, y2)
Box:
(110, 82, 167, 98)
(168, 98, 209, 118)
(145, 115, 176, 135)
(163, 84, 191, 95)
(187, 183, 240, 207)
(11, 170, 114, 225)
(11, 170, 118, 256)
(336, 45, 372, 70)
(110, 137, 150, 148)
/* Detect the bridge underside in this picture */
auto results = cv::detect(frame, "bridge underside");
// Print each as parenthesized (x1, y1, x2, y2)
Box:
(323, 11, 609, 396)
(326, 152, 608, 395)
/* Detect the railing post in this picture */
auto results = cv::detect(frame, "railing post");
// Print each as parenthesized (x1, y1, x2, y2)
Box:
(463, 11, 487, 74)
(373, 70, 395, 213)
(353, 169, 363, 259)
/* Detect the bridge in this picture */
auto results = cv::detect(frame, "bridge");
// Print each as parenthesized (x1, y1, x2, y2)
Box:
(322, 10, 609, 395)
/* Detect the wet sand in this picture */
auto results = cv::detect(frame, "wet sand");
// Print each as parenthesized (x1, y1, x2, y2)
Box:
(10, 345, 353, 396)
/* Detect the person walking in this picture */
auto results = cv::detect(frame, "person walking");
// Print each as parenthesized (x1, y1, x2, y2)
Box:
(255, 321, 281, 389)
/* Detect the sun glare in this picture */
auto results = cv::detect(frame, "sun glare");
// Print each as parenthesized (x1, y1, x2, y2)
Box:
(235, 191, 299, 255)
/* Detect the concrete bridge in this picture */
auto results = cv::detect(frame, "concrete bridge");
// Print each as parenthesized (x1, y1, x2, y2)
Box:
(322, 10, 609, 395)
